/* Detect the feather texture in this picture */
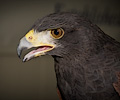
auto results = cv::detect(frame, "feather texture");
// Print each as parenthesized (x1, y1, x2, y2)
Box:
(22, 12, 120, 100)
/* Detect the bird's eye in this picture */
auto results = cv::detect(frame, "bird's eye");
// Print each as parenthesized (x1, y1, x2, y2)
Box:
(50, 28, 64, 39)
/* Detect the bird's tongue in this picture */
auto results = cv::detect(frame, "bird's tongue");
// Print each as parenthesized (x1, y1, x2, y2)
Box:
(23, 46, 51, 62)
(30, 46, 48, 54)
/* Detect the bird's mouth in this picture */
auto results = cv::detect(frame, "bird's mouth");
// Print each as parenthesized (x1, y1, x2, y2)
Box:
(17, 36, 55, 62)
(23, 45, 54, 62)
(17, 29, 56, 62)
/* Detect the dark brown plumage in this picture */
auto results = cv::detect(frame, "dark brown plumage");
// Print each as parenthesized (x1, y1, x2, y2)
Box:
(17, 12, 120, 100)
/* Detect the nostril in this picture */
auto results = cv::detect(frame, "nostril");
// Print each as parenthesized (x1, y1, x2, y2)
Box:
(28, 36, 33, 40)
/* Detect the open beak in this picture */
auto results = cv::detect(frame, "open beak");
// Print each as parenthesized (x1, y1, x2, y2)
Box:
(17, 29, 55, 62)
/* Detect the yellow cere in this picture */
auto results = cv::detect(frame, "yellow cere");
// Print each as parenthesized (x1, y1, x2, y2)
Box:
(25, 29, 56, 49)
(25, 29, 35, 42)
(25, 29, 41, 46)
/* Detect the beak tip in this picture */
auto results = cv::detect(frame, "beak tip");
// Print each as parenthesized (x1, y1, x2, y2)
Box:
(23, 57, 27, 62)
(18, 55, 21, 59)
(17, 50, 21, 59)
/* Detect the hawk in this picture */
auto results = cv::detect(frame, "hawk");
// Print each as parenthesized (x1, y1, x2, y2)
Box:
(17, 12, 120, 100)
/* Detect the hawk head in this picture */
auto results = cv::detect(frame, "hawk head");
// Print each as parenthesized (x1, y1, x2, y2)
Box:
(17, 12, 95, 62)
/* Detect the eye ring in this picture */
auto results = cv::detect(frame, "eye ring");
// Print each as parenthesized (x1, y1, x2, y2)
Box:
(50, 28, 64, 39)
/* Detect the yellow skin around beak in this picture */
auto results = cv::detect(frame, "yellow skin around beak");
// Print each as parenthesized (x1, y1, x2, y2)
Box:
(25, 29, 54, 47)
(17, 29, 56, 62)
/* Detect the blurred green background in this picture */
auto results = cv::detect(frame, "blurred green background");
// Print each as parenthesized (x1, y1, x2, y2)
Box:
(0, 0, 120, 100)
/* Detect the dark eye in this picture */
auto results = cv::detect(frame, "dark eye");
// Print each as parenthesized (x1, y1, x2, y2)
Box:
(54, 29, 59, 35)
(51, 28, 64, 39)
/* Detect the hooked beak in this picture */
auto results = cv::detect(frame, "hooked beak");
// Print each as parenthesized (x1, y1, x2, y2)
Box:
(17, 37, 34, 61)
(17, 29, 55, 62)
